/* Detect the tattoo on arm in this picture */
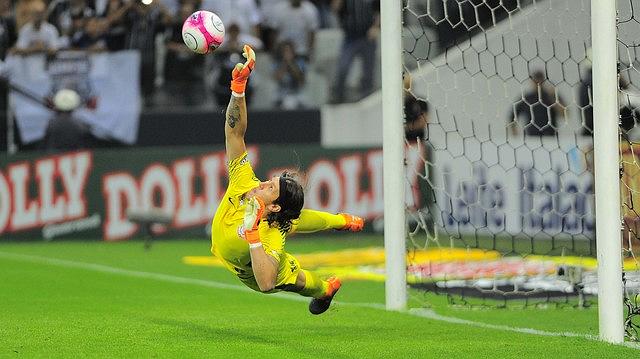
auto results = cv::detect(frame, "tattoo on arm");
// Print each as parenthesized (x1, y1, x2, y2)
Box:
(227, 99, 240, 129)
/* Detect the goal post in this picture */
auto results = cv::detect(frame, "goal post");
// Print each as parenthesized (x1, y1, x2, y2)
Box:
(381, 0, 407, 311)
(591, 0, 624, 344)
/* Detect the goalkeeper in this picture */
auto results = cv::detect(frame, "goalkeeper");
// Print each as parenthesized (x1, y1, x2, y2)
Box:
(210, 44, 364, 315)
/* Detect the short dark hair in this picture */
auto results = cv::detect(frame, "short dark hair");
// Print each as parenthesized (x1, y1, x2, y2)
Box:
(404, 96, 428, 124)
(266, 172, 304, 233)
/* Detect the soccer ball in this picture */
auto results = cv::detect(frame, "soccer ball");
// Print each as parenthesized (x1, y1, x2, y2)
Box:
(182, 11, 225, 54)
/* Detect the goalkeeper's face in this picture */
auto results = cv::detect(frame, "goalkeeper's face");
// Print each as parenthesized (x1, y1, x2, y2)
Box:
(249, 177, 282, 211)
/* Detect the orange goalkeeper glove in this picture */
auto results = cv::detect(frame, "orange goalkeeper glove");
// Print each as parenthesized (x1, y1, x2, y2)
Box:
(338, 213, 364, 232)
(241, 196, 265, 247)
(230, 44, 256, 94)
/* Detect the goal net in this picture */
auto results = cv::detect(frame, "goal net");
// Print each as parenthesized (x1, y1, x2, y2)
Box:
(402, 0, 640, 338)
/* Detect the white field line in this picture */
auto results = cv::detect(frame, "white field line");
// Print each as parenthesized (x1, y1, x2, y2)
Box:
(0, 251, 638, 350)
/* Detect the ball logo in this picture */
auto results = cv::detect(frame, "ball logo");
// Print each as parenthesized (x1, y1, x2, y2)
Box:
(210, 17, 224, 33)
(183, 33, 197, 51)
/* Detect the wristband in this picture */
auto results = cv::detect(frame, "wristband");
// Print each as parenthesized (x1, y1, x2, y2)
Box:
(249, 242, 263, 249)
(244, 229, 261, 244)
(232, 91, 245, 97)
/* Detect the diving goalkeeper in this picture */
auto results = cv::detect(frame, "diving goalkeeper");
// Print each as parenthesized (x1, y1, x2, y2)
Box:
(210, 45, 364, 315)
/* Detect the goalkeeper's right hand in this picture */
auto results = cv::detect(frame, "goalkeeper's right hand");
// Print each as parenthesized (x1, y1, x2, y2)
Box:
(230, 44, 256, 94)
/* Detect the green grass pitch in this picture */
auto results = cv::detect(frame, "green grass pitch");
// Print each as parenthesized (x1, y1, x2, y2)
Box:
(0, 235, 637, 358)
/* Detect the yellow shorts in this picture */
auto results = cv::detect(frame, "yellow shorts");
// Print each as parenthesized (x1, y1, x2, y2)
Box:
(221, 252, 301, 293)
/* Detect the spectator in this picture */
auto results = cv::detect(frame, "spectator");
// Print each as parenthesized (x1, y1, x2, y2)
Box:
(216, 21, 262, 52)
(70, 16, 107, 50)
(13, 0, 61, 55)
(0, 0, 16, 112)
(273, 40, 306, 109)
(257, 0, 281, 52)
(403, 73, 434, 215)
(404, 95, 428, 142)
(47, 0, 95, 49)
(162, 0, 205, 105)
(210, 23, 254, 108)
(15, 0, 37, 30)
(617, 77, 640, 141)
(94, 0, 109, 18)
(200, 0, 262, 40)
(331, 0, 380, 103)
(0, 0, 17, 60)
(403, 73, 428, 142)
(267, 0, 318, 61)
(164, 0, 201, 75)
(507, 70, 566, 136)
(311, 0, 337, 28)
(126, 0, 173, 97)
(578, 72, 640, 138)
(98, 0, 132, 51)
(41, 89, 94, 151)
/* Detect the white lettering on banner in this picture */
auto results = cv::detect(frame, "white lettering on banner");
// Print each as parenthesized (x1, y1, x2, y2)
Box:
(59, 152, 91, 219)
(140, 165, 177, 223)
(0, 172, 10, 234)
(2, 148, 430, 240)
(36, 158, 65, 223)
(174, 159, 205, 228)
(42, 213, 102, 240)
(266, 149, 419, 220)
(103, 172, 139, 241)
(340, 155, 371, 216)
(9, 163, 38, 231)
(306, 160, 343, 213)
(200, 153, 225, 220)
(102, 153, 231, 241)
(0, 151, 93, 236)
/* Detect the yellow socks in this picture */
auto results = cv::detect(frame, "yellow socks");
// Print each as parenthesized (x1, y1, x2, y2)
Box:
(292, 209, 347, 234)
(298, 269, 329, 298)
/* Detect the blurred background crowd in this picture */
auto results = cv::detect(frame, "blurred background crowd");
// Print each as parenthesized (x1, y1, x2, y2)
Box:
(0, 0, 381, 112)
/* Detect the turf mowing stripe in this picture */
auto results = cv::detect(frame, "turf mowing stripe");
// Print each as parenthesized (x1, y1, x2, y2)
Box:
(1, 250, 639, 349)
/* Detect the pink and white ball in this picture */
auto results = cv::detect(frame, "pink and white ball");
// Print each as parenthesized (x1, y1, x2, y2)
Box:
(182, 11, 225, 54)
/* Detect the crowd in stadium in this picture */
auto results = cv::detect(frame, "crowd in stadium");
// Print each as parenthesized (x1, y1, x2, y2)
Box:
(0, 0, 381, 109)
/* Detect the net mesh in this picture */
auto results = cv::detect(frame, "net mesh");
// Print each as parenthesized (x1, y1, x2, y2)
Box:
(402, 0, 640, 337)
(618, 0, 640, 341)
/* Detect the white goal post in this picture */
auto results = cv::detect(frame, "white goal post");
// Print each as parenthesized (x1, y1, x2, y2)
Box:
(591, 0, 624, 344)
(380, 0, 407, 311)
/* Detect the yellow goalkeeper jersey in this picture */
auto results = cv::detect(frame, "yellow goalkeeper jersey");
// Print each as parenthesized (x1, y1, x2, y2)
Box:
(210, 152, 286, 277)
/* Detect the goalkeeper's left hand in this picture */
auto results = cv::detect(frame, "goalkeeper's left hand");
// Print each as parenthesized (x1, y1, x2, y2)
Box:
(230, 44, 256, 94)
(241, 196, 265, 246)
(338, 213, 364, 232)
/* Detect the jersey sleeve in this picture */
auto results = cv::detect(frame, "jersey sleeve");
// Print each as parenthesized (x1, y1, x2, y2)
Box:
(227, 151, 260, 197)
(259, 224, 285, 262)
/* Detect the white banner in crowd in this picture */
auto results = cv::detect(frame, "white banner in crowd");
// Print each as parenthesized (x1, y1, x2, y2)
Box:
(6, 50, 141, 144)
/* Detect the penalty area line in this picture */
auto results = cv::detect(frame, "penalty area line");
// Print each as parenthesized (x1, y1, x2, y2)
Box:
(0, 251, 638, 349)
